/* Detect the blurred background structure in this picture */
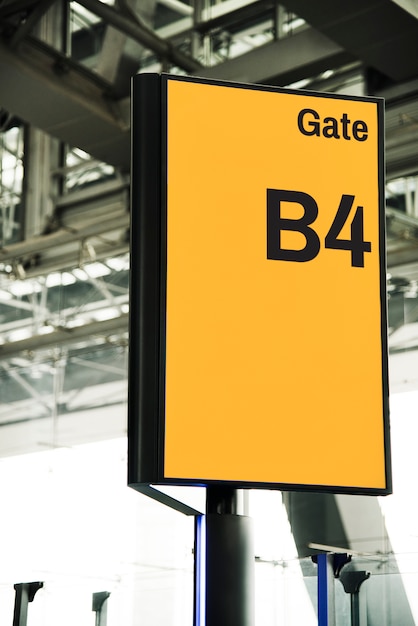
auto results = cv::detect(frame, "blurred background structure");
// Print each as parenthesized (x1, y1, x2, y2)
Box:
(1, 1, 418, 624)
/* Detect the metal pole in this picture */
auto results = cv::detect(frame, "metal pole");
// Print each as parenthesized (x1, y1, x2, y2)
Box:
(12, 582, 43, 626)
(195, 486, 255, 626)
(339, 570, 370, 626)
(92, 591, 111, 626)
(316, 554, 336, 626)
(313, 553, 351, 626)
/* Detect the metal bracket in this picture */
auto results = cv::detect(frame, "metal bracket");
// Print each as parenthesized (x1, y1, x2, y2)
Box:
(339, 570, 371, 626)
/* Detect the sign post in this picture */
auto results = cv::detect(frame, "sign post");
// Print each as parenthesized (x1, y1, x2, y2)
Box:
(129, 73, 391, 625)
(195, 487, 254, 626)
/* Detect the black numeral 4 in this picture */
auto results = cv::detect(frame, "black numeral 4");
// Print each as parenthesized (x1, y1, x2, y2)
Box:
(324, 194, 371, 268)
(267, 189, 372, 268)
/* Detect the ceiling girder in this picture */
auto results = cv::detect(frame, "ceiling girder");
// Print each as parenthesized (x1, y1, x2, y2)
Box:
(194, 0, 274, 34)
(8, 0, 57, 46)
(0, 179, 129, 275)
(0, 36, 131, 170)
(0, 213, 129, 265)
(281, 0, 418, 83)
(194, 26, 354, 85)
(0, 313, 128, 360)
(74, 0, 201, 73)
(94, 0, 157, 97)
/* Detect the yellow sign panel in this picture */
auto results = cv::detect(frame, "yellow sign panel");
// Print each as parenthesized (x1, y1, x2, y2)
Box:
(161, 76, 389, 492)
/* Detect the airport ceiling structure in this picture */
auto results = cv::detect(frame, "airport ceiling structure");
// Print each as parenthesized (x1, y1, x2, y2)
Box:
(0, 1, 418, 442)
(1, 3, 418, 615)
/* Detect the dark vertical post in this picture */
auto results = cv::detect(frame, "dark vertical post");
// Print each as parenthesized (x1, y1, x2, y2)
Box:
(313, 553, 351, 626)
(92, 591, 111, 626)
(195, 487, 255, 626)
(340, 570, 370, 626)
(316, 554, 335, 626)
(12, 582, 43, 626)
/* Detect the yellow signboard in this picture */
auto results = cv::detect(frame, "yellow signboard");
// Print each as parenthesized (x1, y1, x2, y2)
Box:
(129, 74, 391, 495)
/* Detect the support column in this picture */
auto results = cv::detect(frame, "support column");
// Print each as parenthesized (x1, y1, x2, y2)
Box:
(312, 553, 351, 626)
(12, 582, 43, 626)
(92, 591, 111, 626)
(23, 0, 65, 241)
(316, 554, 336, 626)
(340, 570, 370, 626)
(195, 487, 255, 626)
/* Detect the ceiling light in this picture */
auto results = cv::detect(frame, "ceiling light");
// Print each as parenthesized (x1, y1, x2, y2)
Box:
(9, 280, 41, 297)
(73, 268, 89, 281)
(46, 273, 62, 288)
(38, 324, 54, 335)
(62, 272, 76, 286)
(93, 307, 119, 321)
(7, 328, 32, 342)
(106, 256, 129, 272)
(67, 318, 86, 328)
(83, 262, 111, 278)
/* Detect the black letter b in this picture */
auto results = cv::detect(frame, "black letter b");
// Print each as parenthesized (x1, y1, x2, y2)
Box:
(267, 189, 320, 262)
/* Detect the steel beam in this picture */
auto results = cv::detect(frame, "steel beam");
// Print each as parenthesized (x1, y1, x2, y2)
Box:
(160, 0, 193, 16)
(281, 0, 418, 82)
(8, 0, 57, 47)
(0, 37, 130, 169)
(0, 213, 129, 264)
(193, 27, 353, 85)
(195, 0, 273, 34)
(95, 0, 156, 96)
(74, 0, 201, 73)
(0, 313, 128, 360)
(0, 179, 129, 269)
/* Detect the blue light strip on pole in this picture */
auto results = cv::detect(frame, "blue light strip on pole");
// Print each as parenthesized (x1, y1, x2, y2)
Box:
(195, 515, 206, 626)
(317, 553, 328, 626)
